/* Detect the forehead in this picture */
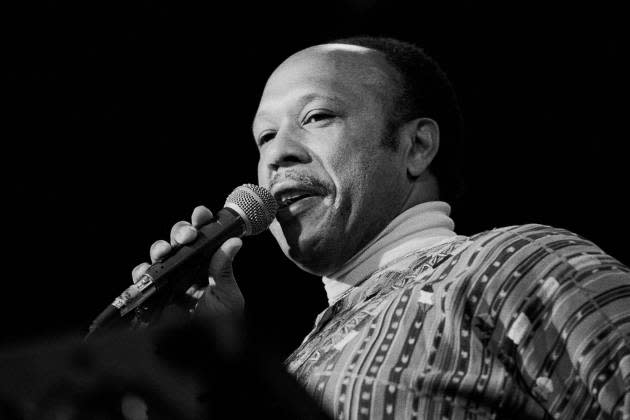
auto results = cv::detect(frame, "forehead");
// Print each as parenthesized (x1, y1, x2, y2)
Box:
(254, 44, 398, 124)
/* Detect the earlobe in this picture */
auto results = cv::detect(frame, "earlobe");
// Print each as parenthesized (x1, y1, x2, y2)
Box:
(405, 118, 439, 178)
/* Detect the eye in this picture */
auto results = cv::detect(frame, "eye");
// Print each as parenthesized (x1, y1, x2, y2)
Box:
(257, 131, 276, 146)
(303, 111, 334, 125)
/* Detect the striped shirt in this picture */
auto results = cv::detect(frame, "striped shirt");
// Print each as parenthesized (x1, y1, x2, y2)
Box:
(285, 224, 630, 419)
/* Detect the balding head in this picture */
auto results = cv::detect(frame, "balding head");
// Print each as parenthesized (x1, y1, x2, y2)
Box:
(258, 44, 403, 137)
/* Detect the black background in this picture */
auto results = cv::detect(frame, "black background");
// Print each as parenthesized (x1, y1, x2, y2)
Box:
(5, 1, 627, 359)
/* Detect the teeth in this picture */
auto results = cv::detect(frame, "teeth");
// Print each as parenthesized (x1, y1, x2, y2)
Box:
(279, 192, 312, 207)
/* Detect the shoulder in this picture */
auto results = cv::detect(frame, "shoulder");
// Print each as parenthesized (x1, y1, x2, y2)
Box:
(448, 223, 627, 299)
(461, 223, 606, 263)
(469, 223, 590, 246)
(382, 224, 600, 293)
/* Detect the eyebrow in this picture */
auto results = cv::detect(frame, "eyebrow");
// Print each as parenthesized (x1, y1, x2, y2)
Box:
(252, 93, 347, 133)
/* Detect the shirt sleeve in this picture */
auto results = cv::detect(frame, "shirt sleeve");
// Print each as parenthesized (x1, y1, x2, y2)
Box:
(472, 226, 630, 419)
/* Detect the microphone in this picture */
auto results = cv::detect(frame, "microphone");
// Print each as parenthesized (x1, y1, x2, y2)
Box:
(86, 184, 278, 337)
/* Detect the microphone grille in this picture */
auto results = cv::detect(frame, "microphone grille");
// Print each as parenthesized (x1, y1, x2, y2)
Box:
(225, 184, 278, 236)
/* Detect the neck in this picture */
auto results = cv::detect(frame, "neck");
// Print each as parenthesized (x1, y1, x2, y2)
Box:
(322, 200, 456, 305)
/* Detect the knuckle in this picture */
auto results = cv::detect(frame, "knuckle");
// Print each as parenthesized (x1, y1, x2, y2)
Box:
(194, 205, 210, 213)
(174, 225, 196, 244)
(151, 239, 167, 250)
(192, 206, 214, 226)
(150, 240, 171, 260)
(131, 262, 148, 282)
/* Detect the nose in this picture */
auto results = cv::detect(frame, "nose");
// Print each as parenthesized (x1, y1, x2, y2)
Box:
(260, 128, 311, 172)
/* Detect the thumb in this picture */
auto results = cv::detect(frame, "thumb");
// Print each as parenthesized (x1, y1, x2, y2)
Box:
(208, 237, 243, 281)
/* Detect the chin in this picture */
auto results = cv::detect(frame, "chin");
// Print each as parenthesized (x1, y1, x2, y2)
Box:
(286, 249, 336, 276)
(271, 222, 340, 276)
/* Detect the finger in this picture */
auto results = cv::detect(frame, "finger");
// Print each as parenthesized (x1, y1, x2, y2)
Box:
(150, 239, 172, 263)
(208, 237, 243, 280)
(191, 205, 213, 228)
(170, 221, 197, 246)
(131, 262, 151, 283)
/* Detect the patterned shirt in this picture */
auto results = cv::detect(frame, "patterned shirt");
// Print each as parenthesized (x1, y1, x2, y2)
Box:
(285, 224, 630, 419)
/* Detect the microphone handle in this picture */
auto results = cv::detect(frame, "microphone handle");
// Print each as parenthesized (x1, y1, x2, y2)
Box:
(142, 207, 245, 295)
(86, 207, 245, 338)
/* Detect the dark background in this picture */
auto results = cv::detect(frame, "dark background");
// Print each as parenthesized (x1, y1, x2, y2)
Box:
(4, 1, 627, 359)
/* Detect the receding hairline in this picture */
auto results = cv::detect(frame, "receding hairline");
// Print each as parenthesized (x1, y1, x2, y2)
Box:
(269, 43, 403, 115)
(280, 43, 401, 85)
(290, 43, 383, 57)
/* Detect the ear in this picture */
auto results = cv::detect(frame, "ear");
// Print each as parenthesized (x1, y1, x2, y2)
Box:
(401, 118, 440, 178)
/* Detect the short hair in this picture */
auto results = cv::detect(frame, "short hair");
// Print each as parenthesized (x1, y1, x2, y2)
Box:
(330, 36, 464, 204)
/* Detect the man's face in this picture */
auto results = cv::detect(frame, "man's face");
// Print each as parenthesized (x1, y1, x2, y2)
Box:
(252, 44, 411, 276)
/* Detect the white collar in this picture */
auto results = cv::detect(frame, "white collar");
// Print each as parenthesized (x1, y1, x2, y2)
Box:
(322, 201, 456, 305)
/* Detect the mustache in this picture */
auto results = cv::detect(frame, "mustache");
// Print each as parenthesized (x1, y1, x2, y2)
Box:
(269, 170, 332, 194)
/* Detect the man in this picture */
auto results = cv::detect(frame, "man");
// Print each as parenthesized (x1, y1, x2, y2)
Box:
(133, 37, 630, 419)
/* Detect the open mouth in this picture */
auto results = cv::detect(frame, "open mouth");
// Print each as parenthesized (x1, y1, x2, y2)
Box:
(276, 190, 319, 209)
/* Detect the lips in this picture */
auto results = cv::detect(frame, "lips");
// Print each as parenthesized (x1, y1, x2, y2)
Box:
(271, 183, 327, 211)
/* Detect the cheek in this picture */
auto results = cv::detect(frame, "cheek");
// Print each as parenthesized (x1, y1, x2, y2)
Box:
(324, 136, 381, 192)
(256, 158, 268, 187)
(315, 143, 352, 210)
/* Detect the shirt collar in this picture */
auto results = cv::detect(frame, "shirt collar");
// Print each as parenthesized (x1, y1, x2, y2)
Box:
(322, 201, 456, 305)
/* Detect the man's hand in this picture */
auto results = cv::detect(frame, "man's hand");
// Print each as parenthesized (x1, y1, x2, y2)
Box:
(131, 205, 245, 322)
